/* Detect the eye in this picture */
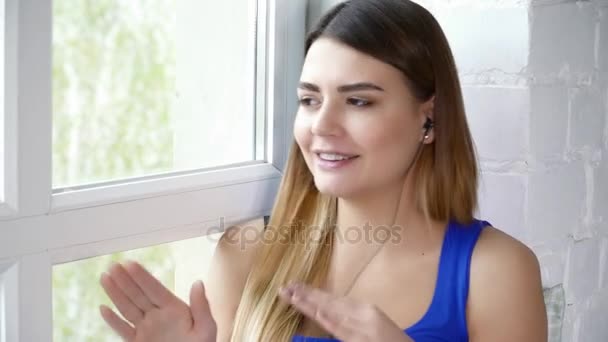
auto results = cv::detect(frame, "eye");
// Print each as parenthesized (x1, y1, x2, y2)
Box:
(298, 96, 320, 107)
(347, 98, 372, 107)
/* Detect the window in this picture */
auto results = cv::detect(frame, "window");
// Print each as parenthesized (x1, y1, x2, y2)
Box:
(50, 0, 266, 339)
(0, 0, 305, 340)
(0, 262, 17, 342)
(52, 230, 223, 340)
(0, 0, 6, 203)
(0, 0, 17, 217)
(52, 0, 261, 189)
(0, 0, 4, 203)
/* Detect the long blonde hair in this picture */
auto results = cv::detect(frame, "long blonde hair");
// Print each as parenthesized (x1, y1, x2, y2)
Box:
(231, 1, 478, 340)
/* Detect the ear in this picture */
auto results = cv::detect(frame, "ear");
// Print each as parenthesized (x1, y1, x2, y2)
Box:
(419, 96, 435, 144)
(420, 95, 435, 120)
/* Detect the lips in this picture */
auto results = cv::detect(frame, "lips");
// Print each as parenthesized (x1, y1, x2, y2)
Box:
(313, 152, 359, 170)
(311, 149, 360, 158)
(317, 153, 359, 161)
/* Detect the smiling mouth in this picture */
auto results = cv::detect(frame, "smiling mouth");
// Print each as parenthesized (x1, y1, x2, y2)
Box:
(315, 152, 360, 161)
(314, 153, 360, 170)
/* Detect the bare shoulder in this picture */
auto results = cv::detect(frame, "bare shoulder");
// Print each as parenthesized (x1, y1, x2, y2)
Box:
(467, 225, 548, 341)
(472, 225, 540, 273)
(205, 217, 267, 342)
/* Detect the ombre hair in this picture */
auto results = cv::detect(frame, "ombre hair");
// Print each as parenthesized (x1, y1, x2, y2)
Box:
(230, 1, 478, 340)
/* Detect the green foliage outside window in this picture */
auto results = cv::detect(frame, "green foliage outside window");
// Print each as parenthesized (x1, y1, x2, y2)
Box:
(52, 1, 176, 341)
(52, 0, 175, 188)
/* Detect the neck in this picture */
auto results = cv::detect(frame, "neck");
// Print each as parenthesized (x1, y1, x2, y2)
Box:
(324, 176, 447, 299)
(335, 174, 425, 246)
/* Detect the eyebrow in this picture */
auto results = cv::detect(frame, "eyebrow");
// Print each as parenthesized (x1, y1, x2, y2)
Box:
(298, 82, 385, 93)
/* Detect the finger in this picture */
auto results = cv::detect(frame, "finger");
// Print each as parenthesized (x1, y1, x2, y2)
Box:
(123, 260, 178, 307)
(313, 303, 358, 340)
(100, 305, 136, 341)
(282, 283, 335, 305)
(108, 262, 156, 312)
(293, 299, 357, 339)
(100, 272, 144, 325)
(279, 284, 358, 339)
(190, 280, 217, 336)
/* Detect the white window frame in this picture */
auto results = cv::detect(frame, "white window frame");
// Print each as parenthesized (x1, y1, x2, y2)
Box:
(0, 0, 17, 217)
(0, 261, 18, 342)
(0, 277, 3, 342)
(0, 0, 306, 340)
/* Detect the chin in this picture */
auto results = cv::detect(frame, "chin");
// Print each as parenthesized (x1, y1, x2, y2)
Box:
(313, 177, 359, 198)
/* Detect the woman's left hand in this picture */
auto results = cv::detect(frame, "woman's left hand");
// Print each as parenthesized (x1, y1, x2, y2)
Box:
(278, 283, 414, 342)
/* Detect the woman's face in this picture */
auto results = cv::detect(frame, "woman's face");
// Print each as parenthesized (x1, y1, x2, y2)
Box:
(294, 37, 434, 199)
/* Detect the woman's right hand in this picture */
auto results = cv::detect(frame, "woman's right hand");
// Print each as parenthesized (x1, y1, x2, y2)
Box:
(99, 261, 217, 342)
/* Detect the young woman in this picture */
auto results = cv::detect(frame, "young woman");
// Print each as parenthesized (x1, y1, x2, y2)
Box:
(99, 1, 548, 341)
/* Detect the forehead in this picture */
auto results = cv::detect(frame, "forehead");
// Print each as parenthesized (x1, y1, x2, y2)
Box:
(301, 37, 404, 88)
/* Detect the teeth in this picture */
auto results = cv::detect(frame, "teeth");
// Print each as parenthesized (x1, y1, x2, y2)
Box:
(318, 153, 354, 161)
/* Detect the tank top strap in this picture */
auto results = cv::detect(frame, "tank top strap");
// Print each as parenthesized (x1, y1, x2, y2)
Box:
(431, 218, 491, 339)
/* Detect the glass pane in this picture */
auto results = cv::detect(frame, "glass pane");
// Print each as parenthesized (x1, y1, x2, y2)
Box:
(52, 0, 260, 188)
(52, 231, 223, 341)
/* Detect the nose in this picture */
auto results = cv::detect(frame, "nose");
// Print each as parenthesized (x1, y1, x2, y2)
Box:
(310, 101, 342, 136)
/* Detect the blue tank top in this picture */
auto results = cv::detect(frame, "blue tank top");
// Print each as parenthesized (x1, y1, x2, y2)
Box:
(292, 218, 490, 342)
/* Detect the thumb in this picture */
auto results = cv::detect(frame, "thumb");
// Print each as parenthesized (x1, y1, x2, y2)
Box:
(190, 280, 216, 334)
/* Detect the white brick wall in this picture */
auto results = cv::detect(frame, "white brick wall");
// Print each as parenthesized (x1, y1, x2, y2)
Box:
(530, 85, 570, 159)
(529, 1, 596, 77)
(463, 86, 529, 161)
(578, 290, 608, 341)
(528, 161, 588, 242)
(477, 172, 527, 241)
(600, 5, 608, 73)
(425, 0, 608, 340)
(564, 238, 602, 304)
(314, 0, 608, 340)
(569, 86, 605, 151)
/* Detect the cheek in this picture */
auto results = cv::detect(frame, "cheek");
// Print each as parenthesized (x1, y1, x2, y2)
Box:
(361, 119, 419, 170)
(363, 119, 411, 153)
(293, 113, 311, 151)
